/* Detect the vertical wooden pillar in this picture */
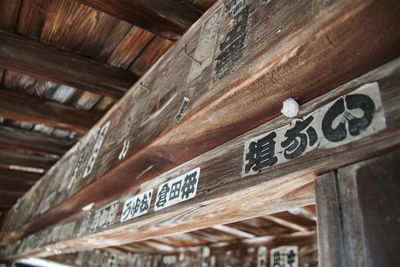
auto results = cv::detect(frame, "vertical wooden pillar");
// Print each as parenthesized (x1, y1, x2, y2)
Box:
(316, 149, 400, 267)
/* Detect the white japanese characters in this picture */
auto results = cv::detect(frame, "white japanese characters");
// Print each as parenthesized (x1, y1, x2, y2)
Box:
(120, 189, 153, 223)
(90, 200, 119, 232)
(154, 167, 200, 211)
(83, 120, 110, 178)
(243, 82, 386, 176)
(270, 246, 298, 267)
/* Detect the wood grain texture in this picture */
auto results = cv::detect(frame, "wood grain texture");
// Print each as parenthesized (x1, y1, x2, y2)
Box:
(46, 231, 317, 267)
(0, 30, 139, 97)
(1, 70, 59, 99)
(0, 0, 21, 31)
(185, 0, 218, 11)
(0, 169, 42, 184)
(2, 0, 400, 254)
(108, 27, 155, 70)
(47, 0, 400, 220)
(0, 149, 57, 170)
(40, 0, 132, 62)
(4, 57, 400, 257)
(129, 36, 174, 76)
(75, 0, 202, 40)
(0, 89, 102, 134)
(0, 126, 73, 156)
(316, 149, 400, 267)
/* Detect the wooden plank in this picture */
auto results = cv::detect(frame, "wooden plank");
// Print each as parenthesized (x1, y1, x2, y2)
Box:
(316, 149, 400, 267)
(39, 0, 132, 62)
(0, 89, 103, 134)
(0, 149, 57, 170)
(129, 36, 174, 76)
(3, 57, 400, 257)
(75, 0, 203, 40)
(0, 30, 139, 98)
(0, 126, 73, 155)
(7, 0, 397, 241)
(107, 27, 155, 70)
(0, 169, 42, 184)
(1, 70, 59, 100)
(0, 0, 21, 32)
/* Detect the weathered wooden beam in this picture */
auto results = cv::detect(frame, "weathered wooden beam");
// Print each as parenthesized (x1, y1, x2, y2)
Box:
(2, 57, 400, 258)
(0, 149, 57, 170)
(262, 215, 311, 233)
(316, 149, 400, 267)
(3, 0, 397, 247)
(76, 0, 202, 40)
(0, 126, 73, 156)
(0, 169, 42, 183)
(0, 30, 139, 98)
(0, 89, 102, 134)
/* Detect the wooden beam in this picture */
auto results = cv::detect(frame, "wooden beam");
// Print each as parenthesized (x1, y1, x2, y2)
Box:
(0, 169, 42, 183)
(2, 0, 396, 246)
(262, 215, 311, 233)
(76, 0, 202, 40)
(2, 58, 400, 258)
(0, 89, 102, 134)
(0, 126, 73, 155)
(0, 30, 139, 98)
(0, 149, 57, 170)
(316, 149, 400, 267)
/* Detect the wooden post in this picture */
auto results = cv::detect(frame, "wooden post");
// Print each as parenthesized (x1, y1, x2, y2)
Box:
(316, 149, 400, 267)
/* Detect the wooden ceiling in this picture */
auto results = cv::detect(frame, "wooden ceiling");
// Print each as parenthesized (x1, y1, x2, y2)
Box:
(45, 206, 318, 266)
(0, 0, 216, 222)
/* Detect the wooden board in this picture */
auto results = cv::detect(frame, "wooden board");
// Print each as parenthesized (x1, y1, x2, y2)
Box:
(75, 0, 203, 40)
(316, 149, 400, 267)
(0, 31, 139, 98)
(0, 126, 73, 156)
(2, 57, 400, 258)
(3, 0, 397, 247)
(0, 89, 103, 134)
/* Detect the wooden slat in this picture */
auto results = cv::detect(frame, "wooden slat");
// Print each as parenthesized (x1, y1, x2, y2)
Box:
(107, 27, 155, 70)
(3, 57, 400, 257)
(0, 126, 73, 155)
(0, 169, 42, 183)
(39, 0, 132, 62)
(0, 89, 102, 134)
(0, 0, 21, 32)
(316, 149, 400, 267)
(1, 70, 59, 100)
(1, 0, 399, 251)
(0, 30, 139, 98)
(129, 36, 174, 76)
(0, 149, 57, 170)
(75, 0, 203, 40)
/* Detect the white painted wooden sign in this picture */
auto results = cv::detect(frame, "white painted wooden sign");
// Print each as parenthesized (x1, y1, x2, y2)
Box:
(154, 167, 200, 211)
(243, 82, 386, 176)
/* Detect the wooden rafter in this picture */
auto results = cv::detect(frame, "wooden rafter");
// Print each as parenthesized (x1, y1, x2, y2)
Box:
(0, 89, 103, 134)
(0, 149, 57, 170)
(0, 31, 139, 98)
(0, 126, 73, 156)
(75, 0, 203, 40)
